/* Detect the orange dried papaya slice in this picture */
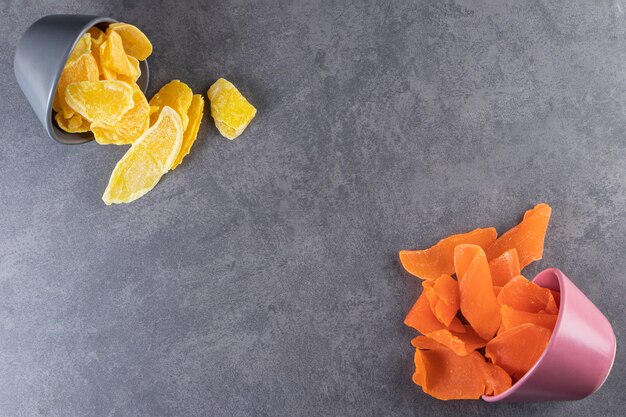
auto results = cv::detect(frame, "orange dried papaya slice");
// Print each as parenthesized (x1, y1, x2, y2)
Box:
(453, 244, 483, 283)
(497, 276, 558, 314)
(424, 326, 488, 356)
(412, 348, 487, 400)
(404, 291, 466, 334)
(400, 227, 497, 280)
(455, 245, 501, 340)
(480, 361, 512, 396)
(485, 203, 551, 269)
(486, 323, 552, 380)
(411, 335, 444, 350)
(499, 305, 558, 334)
(422, 274, 459, 327)
(488, 249, 520, 286)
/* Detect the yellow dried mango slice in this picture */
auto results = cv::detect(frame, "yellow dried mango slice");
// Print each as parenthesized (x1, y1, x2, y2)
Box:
(88, 27, 105, 77)
(55, 113, 90, 133)
(171, 94, 204, 169)
(148, 80, 192, 129)
(207, 78, 256, 140)
(66, 33, 91, 66)
(91, 84, 150, 145)
(100, 30, 136, 78)
(108, 22, 153, 60)
(65, 80, 134, 125)
(53, 52, 99, 115)
(102, 106, 183, 205)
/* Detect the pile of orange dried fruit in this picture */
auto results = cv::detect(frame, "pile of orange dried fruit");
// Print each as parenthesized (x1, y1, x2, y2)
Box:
(399, 203, 558, 400)
(53, 22, 256, 204)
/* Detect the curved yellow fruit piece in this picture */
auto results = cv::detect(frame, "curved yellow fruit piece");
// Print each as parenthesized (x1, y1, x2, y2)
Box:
(100, 30, 136, 78)
(91, 84, 150, 145)
(207, 78, 256, 140)
(65, 80, 134, 125)
(102, 106, 183, 205)
(53, 53, 99, 114)
(66, 33, 91, 66)
(171, 94, 204, 169)
(55, 113, 90, 133)
(149, 80, 192, 129)
(108, 22, 153, 61)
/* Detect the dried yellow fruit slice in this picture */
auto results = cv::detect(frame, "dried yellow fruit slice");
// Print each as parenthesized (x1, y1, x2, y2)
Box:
(171, 94, 204, 169)
(65, 80, 134, 125)
(100, 30, 136, 78)
(91, 83, 150, 145)
(108, 22, 153, 60)
(148, 80, 192, 129)
(102, 106, 183, 205)
(53, 53, 99, 115)
(88, 27, 105, 77)
(66, 33, 91, 66)
(207, 78, 256, 140)
(55, 113, 90, 133)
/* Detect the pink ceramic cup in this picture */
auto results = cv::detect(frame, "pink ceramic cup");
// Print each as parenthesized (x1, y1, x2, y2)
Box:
(483, 268, 616, 402)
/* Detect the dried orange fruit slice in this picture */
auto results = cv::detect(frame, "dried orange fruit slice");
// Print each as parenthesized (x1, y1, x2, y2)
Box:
(108, 22, 153, 60)
(66, 33, 91, 66)
(149, 80, 193, 129)
(497, 275, 558, 314)
(171, 94, 205, 170)
(405, 291, 466, 335)
(499, 305, 558, 334)
(55, 113, 90, 133)
(102, 106, 183, 205)
(65, 80, 134, 125)
(424, 327, 487, 356)
(100, 30, 137, 79)
(400, 228, 497, 280)
(207, 78, 257, 140)
(485, 323, 552, 380)
(53, 53, 99, 116)
(91, 83, 149, 145)
(422, 274, 459, 327)
(485, 203, 551, 268)
(488, 249, 520, 286)
(455, 244, 501, 340)
(480, 360, 512, 396)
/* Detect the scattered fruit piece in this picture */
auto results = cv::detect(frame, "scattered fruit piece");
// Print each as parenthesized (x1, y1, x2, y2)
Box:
(488, 249, 521, 286)
(102, 106, 183, 205)
(65, 80, 134, 125)
(400, 228, 497, 280)
(455, 245, 501, 340)
(149, 80, 193, 129)
(207, 78, 257, 140)
(485, 203, 552, 268)
(171, 94, 205, 169)
(485, 323, 552, 380)
(499, 305, 558, 334)
(404, 291, 466, 335)
(422, 274, 459, 327)
(108, 22, 153, 60)
(424, 327, 487, 356)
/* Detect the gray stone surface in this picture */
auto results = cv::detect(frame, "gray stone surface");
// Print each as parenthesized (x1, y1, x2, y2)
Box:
(1, 0, 624, 416)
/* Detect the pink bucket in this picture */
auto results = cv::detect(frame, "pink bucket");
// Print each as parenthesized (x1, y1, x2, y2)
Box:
(483, 268, 616, 402)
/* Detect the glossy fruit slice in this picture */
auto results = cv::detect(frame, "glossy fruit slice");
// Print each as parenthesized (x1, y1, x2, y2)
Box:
(421, 274, 459, 327)
(488, 249, 520, 286)
(108, 22, 153, 60)
(404, 291, 466, 334)
(485, 203, 552, 268)
(424, 326, 488, 356)
(485, 323, 552, 380)
(455, 245, 501, 340)
(497, 276, 558, 314)
(53, 53, 99, 116)
(481, 361, 513, 396)
(149, 80, 193, 129)
(65, 80, 134, 125)
(100, 29, 138, 79)
(171, 94, 205, 169)
(102, 106, 183, 205)
(400, 227, 497, 280)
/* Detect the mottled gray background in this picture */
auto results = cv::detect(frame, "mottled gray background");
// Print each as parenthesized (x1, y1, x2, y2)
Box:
(1, 0, 624, 416)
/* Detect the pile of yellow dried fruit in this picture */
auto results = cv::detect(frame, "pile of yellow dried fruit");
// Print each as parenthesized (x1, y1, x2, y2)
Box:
(399, 203, 558, 400)
(53, 22, 257, 205)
